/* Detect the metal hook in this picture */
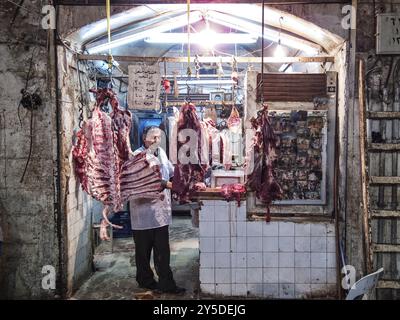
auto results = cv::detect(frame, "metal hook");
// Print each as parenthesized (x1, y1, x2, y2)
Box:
(185, 77, 192, 103)
(155, 101, 163, 115)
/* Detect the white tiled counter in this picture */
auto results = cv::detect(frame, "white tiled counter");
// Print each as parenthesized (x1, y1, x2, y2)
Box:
(199, 200, 338, 299)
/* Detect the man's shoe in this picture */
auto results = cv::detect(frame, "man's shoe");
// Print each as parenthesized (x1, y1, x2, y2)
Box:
(162, 286, 186, 295)
(139, 282, 158, 291)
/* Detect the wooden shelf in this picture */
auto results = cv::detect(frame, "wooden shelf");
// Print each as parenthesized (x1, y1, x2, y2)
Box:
(367, 111, 400, 119)
(370, 176, 400, 185)
(372, 244, 400, 253)
(371, 210, 400, 218)
(377, 280, 400, 289)
(368, 143, 400, 151)
(192, 187, 246, 201)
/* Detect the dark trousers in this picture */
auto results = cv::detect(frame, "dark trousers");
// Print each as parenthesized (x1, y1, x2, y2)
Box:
(132, 225, 176, 291)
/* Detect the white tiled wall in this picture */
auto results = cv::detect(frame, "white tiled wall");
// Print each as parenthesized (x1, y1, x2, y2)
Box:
(199, 200, 337, 299)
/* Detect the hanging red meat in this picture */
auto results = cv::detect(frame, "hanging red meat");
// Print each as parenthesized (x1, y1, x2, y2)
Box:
(72, 88, 162, 213)
(245, 104, 283, 222)
(172, 102, 208, 203)
(220, 183, 246, 207)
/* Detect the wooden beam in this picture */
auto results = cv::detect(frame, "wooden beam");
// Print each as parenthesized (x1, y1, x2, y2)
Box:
(377, 280, 400, 289)
(358, 59, 372, 273)
(371, 210, 400, 219)
(77, 54, 334, 64)
(368, 143, 400, 151)
(372, 244, 400, 253)
(55, 0, 351, 5)
(370, 176, 400, 185)
(367, 111, 400, 119)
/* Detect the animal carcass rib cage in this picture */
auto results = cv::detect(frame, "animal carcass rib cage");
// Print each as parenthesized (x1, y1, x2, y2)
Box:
(72, 88, 162, 212)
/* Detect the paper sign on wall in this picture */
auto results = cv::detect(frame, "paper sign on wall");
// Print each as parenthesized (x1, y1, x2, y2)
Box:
(128, 64, 161, 110)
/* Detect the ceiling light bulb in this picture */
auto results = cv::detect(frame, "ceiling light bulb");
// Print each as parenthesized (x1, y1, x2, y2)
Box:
(199, 27, 217, 49)
(274, 40, 285, 58)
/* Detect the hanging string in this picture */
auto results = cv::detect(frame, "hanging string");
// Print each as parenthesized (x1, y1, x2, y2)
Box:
(260, 0, 265, 104)
(106, 0, 113, 72)
(186, 0, 191, 77)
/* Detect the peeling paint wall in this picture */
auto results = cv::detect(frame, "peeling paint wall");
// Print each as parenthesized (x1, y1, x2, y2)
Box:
(0, 0, 59, 299)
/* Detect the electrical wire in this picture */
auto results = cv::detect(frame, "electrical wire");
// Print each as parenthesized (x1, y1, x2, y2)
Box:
(1, 111, 7, 198)
(20, 105, 34, 183)
(241, 42, 274, 57)
(6, 0, 41, 14)
(16, 0, 44, 183)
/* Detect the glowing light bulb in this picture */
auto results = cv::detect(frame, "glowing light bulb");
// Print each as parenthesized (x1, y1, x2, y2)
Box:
(198, 25, 217, 50)
(274, 40, 285, 58)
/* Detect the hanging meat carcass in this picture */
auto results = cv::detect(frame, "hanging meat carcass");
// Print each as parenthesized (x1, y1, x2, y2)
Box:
(72, 88, 162, 236)
(171, 102, 208, 203)
(245, 104, 283, 222)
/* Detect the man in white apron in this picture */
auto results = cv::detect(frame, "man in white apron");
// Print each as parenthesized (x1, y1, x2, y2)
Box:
(130, 126, 185, 294)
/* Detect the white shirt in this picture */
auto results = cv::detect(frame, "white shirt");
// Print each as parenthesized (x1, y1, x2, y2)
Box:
(129, 146, 174, 230)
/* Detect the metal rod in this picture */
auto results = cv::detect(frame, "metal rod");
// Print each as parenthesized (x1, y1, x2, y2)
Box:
(165, 100, 236, 106)
(78, 54, 334, 63)
(97, 74, 242, 79)
(55, 1, 352, 5)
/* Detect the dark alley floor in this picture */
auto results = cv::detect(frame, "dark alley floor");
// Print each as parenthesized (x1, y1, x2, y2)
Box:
(72, 216, 200, 300)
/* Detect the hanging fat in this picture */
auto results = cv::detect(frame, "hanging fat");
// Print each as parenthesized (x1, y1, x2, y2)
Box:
(220, 129, 232, 169)
(228, 105, 242, 134)
(173, 72, 179, 98)
(201, 119, 220, 166)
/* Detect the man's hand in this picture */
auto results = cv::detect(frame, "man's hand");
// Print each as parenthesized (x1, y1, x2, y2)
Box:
(160, 180, 173, 191)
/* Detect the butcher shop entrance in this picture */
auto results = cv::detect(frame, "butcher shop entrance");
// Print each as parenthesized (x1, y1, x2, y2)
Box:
(56, 3, 347, 299)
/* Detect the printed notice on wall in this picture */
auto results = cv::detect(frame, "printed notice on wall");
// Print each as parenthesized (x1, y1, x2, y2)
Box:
(128, 64, 161, 110)
(377, 14, 400, 54)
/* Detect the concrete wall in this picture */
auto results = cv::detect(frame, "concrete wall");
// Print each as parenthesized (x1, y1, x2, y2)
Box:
(0, 0, 59, 299)
(0, 0, 104, 298)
